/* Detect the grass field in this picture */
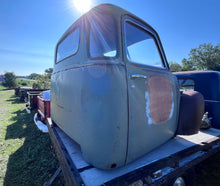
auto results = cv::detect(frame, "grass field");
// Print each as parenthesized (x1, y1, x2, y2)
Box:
(1, 84, 220, 185)
(16, 78, 36, 87)
(0, 83, 5, 91)
(0, 87, 63, 185)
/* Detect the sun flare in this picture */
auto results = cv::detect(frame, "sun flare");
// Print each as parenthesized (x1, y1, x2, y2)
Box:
(73, 0, 92, 14)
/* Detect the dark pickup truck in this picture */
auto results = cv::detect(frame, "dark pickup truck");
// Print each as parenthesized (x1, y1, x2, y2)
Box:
(175, 71, 220, 129)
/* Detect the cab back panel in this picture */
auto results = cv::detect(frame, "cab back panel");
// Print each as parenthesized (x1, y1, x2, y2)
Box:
(51, 62, 128, 169)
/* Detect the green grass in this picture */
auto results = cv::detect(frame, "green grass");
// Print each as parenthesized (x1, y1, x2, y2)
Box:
(1, 86, 220, 185)
(16, 78, 36, 87)
(0, 89, 64, 186)
(0, 83, 7, 91)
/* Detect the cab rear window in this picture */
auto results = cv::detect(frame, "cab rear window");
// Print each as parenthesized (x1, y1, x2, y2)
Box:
(89, 13, 118, 59)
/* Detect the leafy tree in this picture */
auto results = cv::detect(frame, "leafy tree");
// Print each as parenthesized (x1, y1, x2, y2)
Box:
(169, 61, 182, 72)
(36, 75, 51, 89)
(44, 68, 53, 79)
(28, 73, 41, 80)
(21, 82, 27, 86)
(181, 58, 197, 71)
(2, 72, 17, 88)
(45, 68, 53, 74)
(32, 82, 41, 89)
(28, 68, 53, 89)
(183, 43, 220, 71)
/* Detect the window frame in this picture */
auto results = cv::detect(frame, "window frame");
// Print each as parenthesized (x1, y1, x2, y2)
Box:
(124, 18, 167, 69)
(55, 26, 80, 64)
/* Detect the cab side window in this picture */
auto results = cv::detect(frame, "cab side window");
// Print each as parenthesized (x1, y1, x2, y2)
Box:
(125, 21, 164, 68)
(56, 28, 80, 63)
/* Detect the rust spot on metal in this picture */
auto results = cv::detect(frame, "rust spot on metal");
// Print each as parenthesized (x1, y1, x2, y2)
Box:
(104, 98, 111, 103)
(147, 76, 172, 124)
(55, 103, 72, 112)
(80, 88, 87, 112)
(56, 103, 64, 109)
(106, 163, 117, 169)
(110, 163, 117, 169)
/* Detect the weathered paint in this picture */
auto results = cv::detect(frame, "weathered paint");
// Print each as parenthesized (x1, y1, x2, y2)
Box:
(51, 62, 128, 169)
(125, 65, 180, 164)
(51, 4, 180, 169)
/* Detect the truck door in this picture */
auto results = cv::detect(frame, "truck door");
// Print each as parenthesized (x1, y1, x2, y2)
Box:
(123, 18, 180, 164)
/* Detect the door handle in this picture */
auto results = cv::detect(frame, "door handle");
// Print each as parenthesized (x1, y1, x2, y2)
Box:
(129, 74, 147, 79)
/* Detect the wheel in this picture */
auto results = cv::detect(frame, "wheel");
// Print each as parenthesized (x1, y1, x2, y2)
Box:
(169, 168, 195, 186)
(173, 177, 186, 186)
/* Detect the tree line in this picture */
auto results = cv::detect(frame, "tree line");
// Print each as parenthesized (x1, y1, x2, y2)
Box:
(1, 43, 220, 88)
(169, 43, 220, 72)
(1, 68, 53, 89)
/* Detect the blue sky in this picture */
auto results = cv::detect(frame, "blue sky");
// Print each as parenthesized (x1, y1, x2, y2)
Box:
(0, 0, 219, 75)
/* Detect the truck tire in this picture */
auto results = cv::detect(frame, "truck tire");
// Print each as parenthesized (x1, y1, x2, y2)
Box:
(176, 91, 204, 135)
(169, 168, 195, 186)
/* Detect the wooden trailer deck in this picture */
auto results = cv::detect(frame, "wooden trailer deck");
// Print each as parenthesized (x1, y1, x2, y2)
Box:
(46, 118, 220, 185)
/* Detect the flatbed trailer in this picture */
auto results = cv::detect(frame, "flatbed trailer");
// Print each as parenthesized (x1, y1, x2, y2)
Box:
(37, 95, 50, 123)
(26, 89, 48, 110)
(46, 118, 220, 185)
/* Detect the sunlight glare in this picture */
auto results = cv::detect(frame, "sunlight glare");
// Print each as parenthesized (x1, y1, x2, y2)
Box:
(73, 0, 92, 14)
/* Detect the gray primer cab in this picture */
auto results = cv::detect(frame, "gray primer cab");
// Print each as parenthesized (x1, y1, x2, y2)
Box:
(51, 4, 180, 169)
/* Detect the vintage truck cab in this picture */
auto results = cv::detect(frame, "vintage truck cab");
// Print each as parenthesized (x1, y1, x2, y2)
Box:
(51, 4, 188, 169)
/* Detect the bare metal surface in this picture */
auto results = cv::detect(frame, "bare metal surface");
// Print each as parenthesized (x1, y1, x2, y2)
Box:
(129, 74, 147, 79)
(147, 76, 172, 125)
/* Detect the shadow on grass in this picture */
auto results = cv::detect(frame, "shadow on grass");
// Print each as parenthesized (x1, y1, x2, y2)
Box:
(4, 107, 63, 185)
(0, 85, 13, 91)
(0, 88, 11, 91)
(6, 95, 24, 104)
